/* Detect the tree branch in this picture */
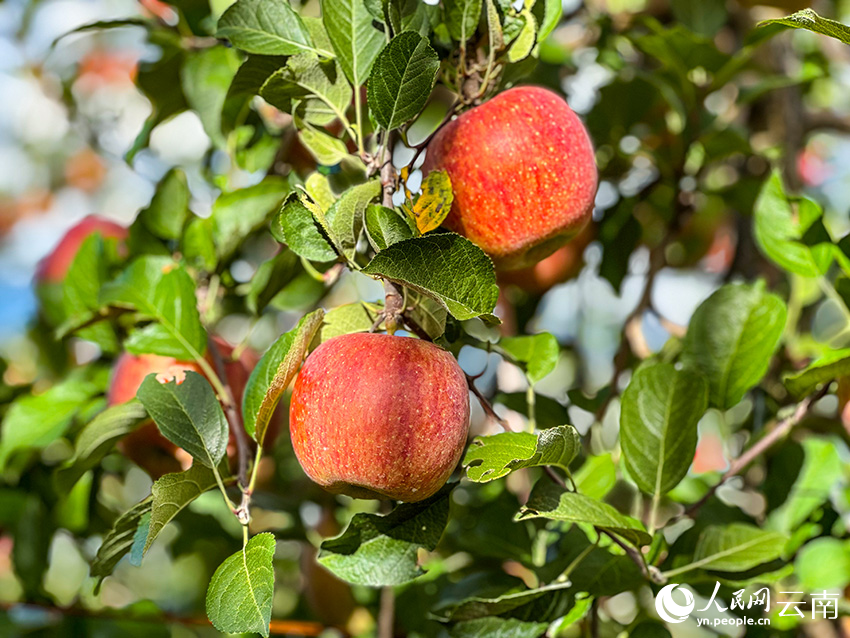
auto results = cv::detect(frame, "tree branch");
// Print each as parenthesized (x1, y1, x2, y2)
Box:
(467, 373, 510, 432)
(680, 384, 829, 520)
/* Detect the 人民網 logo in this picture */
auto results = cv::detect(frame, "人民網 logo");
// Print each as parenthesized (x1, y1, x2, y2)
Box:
(656, 584, 695, 624)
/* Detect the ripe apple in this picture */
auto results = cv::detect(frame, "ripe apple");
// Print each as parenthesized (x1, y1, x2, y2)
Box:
(422, 86, 597, 270)
(108, 338, 260, 477)
(36, 215, 127, 284)
(289, 333, 470, 502)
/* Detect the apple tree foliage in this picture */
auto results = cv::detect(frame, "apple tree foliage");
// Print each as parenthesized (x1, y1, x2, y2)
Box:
(3, 1, 850, 637)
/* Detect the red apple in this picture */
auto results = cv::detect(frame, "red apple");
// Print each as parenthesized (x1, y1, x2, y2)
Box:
(36, 215, 127, 284)
(108, 338, 260, 477)
(289, 333, 470, 502)
(422, 86, 597, 270)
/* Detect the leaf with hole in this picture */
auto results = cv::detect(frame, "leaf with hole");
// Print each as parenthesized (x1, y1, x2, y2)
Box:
(319, 484, 453, 586)
(517, 481, 651, 546)
(136, 372, 229, 469)
(463, 425, 580, 483)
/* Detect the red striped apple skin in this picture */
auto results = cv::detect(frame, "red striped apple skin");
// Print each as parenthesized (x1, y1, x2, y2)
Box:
(422, 86, 597, 270)
(289, 333, 470, 502)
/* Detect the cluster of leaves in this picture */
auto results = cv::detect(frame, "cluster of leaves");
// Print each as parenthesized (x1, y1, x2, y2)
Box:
(3, 1, 850, 637)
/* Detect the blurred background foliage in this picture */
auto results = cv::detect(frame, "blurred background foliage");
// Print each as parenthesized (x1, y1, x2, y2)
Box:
(2, 0, 850, 636)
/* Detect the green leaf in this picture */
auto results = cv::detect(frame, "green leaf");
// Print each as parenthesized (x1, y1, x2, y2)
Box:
(463, 425, 580, 483)
(444, 0, 483, 43)
(242, 310, 324, 443)
(206, 532, 276, 638)
(101, 256, 207, 359)
(319, 484, 454, 586)
(411, 170, 453, 234)
(56, 400, 148, 493)
(136, 372, 229, 469)
(485, 0, 504, 52)
(181, 47, 241, 148)
(91, 499, 152, 585)
(767, 437, 843, 533)
(407, 291, 448, 340)
(507, 10, 536, 62)
(273, 195, 338, 262)
(574, 454, 617, 501)
(437, 582, 575, 622)
(498, 333, 559, 385)
(753, 172, 831, 277)
(227, 54, 288, 99)
(137, 169, 191, 241)
(297, 122, 349, 165)
(321, 0, 385, 87)
(784, 348, 850, 398)
(183, 217, 218, 272)
(517, 481, 651, 546)
(687, 523, 787, 573)
(536, 0, 563, 41)
(125, 267, 207, 360)
(367, 32, 440, 130)
(247, 250, 300, 315)
(0, 371, 103, 470)
(362, 233, 499, 322)
(59, 234, 110, 337)
(795, 538, 850, 591)
(449, 618, 548, 638)
(210, 177, 292, 258)
(216, 0, 330, 57)
(620, 363, 708, 496)
(145, 463, 220, 555)
(680, 282, 787, 409)
(261, 54, 352, 127)
(326, 180, 382, 260)
(387, 0, 432, 36)
(758, 9, 850, 46)
(365, 204, 414, 251)
(311, 302, 379, 346)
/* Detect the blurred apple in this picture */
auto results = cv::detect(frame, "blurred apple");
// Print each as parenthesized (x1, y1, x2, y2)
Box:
(35, 215, 127, 285)
(108, 338, 260, 477)
(65, 148, 107, 193)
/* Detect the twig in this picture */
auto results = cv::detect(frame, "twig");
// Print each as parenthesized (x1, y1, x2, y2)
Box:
(467, 373, 510, 432)
(377, 585, 395, 638)
(208, 337, 252, 490)
(680, 384, 829, 520)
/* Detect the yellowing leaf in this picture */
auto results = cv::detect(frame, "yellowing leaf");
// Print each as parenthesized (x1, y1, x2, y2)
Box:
(411, 170, 453, 234)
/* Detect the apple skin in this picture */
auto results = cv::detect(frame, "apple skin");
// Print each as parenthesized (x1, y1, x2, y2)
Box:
(422, 86, 597, 270)
(289, 333, 470, 502)
(36, 215, 127, 284)
(108, 339, 260, 477)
